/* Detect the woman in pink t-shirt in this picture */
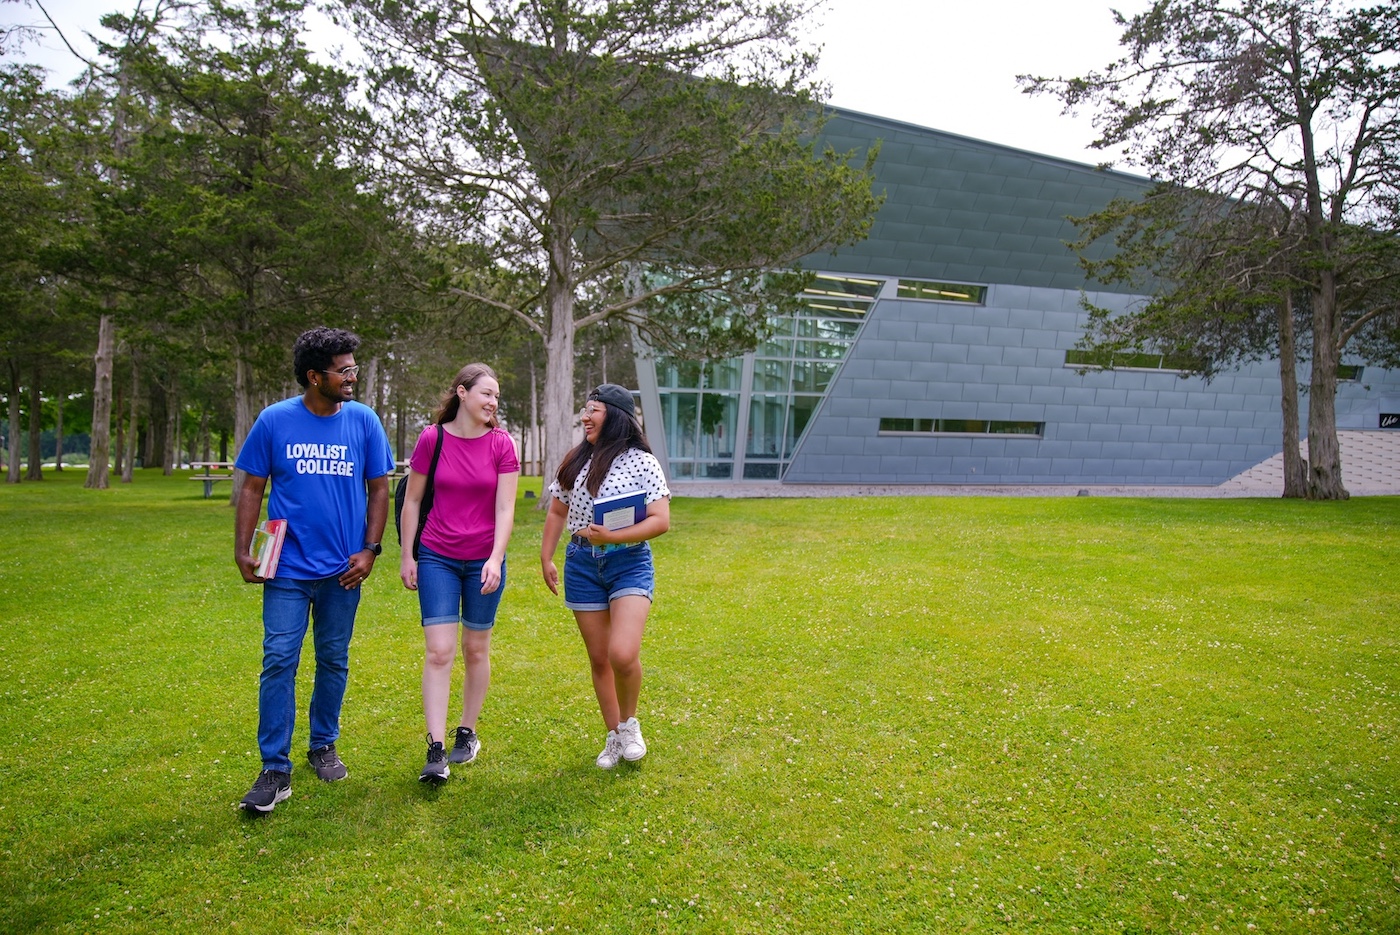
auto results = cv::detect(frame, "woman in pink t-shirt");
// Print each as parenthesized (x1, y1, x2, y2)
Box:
(398, 363, 520, 782)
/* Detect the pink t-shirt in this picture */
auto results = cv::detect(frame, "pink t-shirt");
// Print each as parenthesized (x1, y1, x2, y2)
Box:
(410, 425, 520, 561)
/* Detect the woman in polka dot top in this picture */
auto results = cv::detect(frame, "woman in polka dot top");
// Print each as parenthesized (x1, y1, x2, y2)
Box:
(541, 384, 671, 768)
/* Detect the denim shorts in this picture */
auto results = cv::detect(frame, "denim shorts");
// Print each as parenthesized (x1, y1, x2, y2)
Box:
(416, 544, 505, 630)
(563, 539, 655, 611)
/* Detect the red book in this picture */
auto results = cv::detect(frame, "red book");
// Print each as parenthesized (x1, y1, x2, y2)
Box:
(250, 519, 287, 579)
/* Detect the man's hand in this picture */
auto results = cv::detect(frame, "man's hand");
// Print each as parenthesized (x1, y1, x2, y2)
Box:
(339, 550, 377, 589)
(234, 472, 270, 584)
(235, 550, 266, 584)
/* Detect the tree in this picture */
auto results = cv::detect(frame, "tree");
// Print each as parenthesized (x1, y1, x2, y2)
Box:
(101, 0, 414, 465)
(1023, 0, 1400, 500)
(339, 0, 881, 485)
(1064, 181, 1316, 495)
(0, 63, 94, 482)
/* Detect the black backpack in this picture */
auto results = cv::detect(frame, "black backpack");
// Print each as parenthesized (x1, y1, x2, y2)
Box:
(393, 424, 444, 560)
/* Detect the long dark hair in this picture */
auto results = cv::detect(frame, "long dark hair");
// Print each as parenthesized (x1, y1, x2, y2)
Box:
(556, 400, 652, 498)
(432, 363, 499, 427)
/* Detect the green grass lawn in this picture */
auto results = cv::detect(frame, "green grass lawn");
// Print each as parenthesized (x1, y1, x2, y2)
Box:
(0, 470, 1396, 933)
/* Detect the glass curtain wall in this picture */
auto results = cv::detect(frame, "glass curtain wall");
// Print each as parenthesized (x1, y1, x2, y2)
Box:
(655, 274, 881, 480)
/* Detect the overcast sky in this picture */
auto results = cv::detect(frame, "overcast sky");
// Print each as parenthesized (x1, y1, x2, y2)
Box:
(1, 0, 1131, 166)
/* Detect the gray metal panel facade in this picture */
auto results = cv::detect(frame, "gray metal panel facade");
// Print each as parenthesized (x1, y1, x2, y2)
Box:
(775, 110, 1400, 487)
(816, 110, 1152, 295)
(643, 108, 1400, 487)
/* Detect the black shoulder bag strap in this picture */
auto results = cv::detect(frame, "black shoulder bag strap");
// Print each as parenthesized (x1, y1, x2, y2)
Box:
(412, 424, 446, 560)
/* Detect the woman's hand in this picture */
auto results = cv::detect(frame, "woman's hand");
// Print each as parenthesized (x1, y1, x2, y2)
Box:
(541, 557, 559, 595)
(582, 522, 615, 545)
(400, 557, 418, 591)
(480, 557, 503, 595)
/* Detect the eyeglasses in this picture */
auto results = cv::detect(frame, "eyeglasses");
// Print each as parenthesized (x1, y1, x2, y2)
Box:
(319, 366, 360, 379)
(579, 405, 606, 417)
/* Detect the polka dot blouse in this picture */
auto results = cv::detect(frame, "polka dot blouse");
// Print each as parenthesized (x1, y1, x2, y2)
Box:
(548, 447, 671, 533)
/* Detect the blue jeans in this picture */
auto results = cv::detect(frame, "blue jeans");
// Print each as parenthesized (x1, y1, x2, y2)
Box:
(416, 545, 506, 630)
(258, 576, 361, 772)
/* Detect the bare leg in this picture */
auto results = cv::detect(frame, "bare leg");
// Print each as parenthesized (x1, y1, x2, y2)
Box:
(422, 624, 459, 743)
(458, 627, 492, 730)
(574, 596, 651, 728)
(606, 595, 650, 722)
(574, 609, 620, 729)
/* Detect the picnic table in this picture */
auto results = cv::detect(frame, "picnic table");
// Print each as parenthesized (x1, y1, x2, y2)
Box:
(190, 461, 236, 498)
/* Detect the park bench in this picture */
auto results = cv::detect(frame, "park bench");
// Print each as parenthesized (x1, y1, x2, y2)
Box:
(190, 461, 236, 498)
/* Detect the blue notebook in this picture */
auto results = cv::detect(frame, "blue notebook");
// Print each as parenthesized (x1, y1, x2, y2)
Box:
(593, 489, 646, 531)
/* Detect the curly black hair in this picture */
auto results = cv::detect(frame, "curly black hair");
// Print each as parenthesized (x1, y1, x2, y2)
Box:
(292, 327, 361, 388)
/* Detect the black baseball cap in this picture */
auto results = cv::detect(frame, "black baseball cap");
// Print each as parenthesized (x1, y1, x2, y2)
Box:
(588, 383, 636, 415)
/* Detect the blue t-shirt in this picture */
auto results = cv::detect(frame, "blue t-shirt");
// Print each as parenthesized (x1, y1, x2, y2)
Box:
(235, 397, 394, 579)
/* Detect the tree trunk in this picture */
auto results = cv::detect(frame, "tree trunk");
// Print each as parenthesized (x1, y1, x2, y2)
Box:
(6, 361, 20, 483)
(122, 359, 139, 483)
(1305, 275, 1347, 500)
(53, 393, 64, 471)
(364, 356, 383, 422)
(540, 229, 579, 498)
(145, 380, 164, 470)
(229, 351, 257, 506)
(25, 365, 42, 481)
(529, 357, 540, 477)
(113, 385, 125, 478)
(85, 313, 115, 489)
(200, 408, 211, 463)
(164, 382, 180, 475)
(1278, 293, 1306, 498)
(395, 392, 407, 463)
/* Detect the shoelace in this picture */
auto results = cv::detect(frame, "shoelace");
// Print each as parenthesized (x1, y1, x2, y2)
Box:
(253, 770, 283, 791)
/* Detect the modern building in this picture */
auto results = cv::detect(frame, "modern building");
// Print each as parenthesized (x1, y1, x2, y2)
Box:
(633, 108, 1400, 487)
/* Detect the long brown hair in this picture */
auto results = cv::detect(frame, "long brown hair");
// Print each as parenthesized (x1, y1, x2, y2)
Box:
(432, 363, 499, 428)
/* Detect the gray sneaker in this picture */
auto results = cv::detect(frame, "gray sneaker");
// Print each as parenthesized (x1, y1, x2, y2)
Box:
(307, 744, 347, 782)
(448, 726, 480, 765)
(239, 769, 291, 813)
(420, 736, 450, 783)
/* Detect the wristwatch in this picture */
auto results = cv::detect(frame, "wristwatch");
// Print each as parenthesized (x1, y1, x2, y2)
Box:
(364, 542, 382, 556)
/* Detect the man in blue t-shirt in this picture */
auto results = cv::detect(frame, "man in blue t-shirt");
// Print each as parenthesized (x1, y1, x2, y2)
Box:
(233, 327, 394, 814)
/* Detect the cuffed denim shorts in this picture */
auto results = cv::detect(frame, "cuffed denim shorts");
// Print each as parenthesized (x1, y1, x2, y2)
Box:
(416, 544, 505, 630)
(563, 539, 655, 611)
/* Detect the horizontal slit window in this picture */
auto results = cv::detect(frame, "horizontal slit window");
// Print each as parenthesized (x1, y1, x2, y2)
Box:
(879, 418, 1044, 437)
(896, 279, 987, 304)
(1337, 364, 1363, 381)
(1064, 349, 1199, 373)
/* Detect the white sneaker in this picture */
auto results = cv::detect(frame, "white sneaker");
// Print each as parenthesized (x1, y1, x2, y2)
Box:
(617, 717, 647, 762)
(596, 729, 623, 769)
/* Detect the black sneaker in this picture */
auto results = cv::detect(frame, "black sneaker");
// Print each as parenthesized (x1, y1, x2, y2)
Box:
(239, 769, 291, 813)
(448, 726, 481, 765)
(307, 744, 348, 782)
(419, 735, 450, 783)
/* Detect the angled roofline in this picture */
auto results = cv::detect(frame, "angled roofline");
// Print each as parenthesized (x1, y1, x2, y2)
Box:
(824, 105, 1158, 189)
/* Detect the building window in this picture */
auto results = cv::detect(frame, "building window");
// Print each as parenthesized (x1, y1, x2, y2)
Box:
(1064, 349, 1199, 373)
(879, 418, 1044, 437)
(896, 279, 987, 304)
(1337, 364, 1363, 382)
(655, 273, 881, 480)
